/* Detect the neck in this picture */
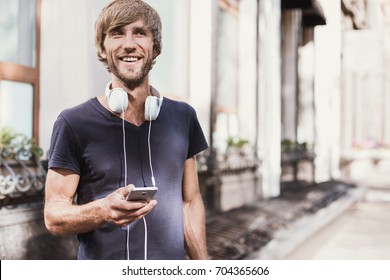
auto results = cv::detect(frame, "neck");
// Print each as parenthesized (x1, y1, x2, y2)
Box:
(108, 77, 152, 126)
(111, 77, 151, 100)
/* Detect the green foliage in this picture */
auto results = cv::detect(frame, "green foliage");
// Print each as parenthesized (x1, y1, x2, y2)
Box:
(226, 136, 250, 149)
(0, 127, 43, 160)
(281, 138, 308, 152)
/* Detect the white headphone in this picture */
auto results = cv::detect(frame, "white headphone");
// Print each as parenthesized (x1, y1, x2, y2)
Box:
(105, 82, 163, 121)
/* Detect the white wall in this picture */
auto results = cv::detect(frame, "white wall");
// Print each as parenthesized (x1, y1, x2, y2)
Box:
(145, 0, 191, 99)
(258, 0, 282, 198)
(281, 10, 300, 141)
(314, 0, 342, 181)
(39, 0, 110, 156)
(144, 0, 212, 141)
(188, 0, 212, 141)
(238, 0, 258, 146)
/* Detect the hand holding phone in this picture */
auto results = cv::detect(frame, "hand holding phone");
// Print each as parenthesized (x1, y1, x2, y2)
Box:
(126, 186, 158, 202)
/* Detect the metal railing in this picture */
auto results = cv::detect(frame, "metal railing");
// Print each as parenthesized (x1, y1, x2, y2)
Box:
(0, 159, 47, 208)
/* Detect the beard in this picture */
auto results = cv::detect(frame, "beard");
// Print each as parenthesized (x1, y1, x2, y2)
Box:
(108, 55, 154, 90)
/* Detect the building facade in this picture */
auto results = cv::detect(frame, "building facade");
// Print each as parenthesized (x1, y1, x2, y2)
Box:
(2, 0, 390, 259)
(0, 0, 329, 218)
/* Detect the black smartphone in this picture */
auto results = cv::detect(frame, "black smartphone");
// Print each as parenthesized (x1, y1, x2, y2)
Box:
(126, 186, 158, 202)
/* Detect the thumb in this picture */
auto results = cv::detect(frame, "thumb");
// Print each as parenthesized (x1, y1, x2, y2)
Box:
(120, 184, 135, 198)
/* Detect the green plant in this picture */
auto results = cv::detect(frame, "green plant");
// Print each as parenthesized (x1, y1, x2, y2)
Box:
(226, 136, 249, 149)
(281, 138, 294, 152)
(0, 127, 43, 160)
(281, 138, 308, 152)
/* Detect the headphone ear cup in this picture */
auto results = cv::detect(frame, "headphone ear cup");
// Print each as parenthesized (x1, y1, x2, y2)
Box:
(107, 88, 128, 113)
(145, 96, 162, 121)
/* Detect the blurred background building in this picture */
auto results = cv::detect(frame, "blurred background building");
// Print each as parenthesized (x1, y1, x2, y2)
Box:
(1, 0, 390, 259)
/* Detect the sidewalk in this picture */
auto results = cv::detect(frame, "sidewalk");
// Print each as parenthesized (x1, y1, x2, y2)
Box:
(206, 180, 362, 260)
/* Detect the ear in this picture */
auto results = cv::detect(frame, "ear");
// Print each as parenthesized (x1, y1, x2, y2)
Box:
(153, 49, 160, 59)
(99, 40, 107, 59)
(100, 48, 107, 59)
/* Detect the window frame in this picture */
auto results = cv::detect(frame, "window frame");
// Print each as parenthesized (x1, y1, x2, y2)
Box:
(0, 0, 41, 144)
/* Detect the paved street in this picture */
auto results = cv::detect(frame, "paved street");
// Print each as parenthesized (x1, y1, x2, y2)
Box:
(286, 162, 390, 260)
(287, 196, 390, 259)
(209, 180, 358, 260)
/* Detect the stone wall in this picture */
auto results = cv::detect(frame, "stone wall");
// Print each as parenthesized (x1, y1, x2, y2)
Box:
(0, 203, 78, 260)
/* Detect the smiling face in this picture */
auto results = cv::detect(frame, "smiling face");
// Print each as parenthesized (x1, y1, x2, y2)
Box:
(95, 0, 162, 85)
(101, 20, 155, 89)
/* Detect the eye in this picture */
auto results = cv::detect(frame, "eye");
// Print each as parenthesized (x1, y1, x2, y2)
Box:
(134, 28, 148, 37)
(110, 29, 123, 38)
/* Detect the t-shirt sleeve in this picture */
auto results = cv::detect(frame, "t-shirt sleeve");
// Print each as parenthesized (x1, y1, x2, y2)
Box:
(187, 106, 209, 159)
(48, 114, 81, 175)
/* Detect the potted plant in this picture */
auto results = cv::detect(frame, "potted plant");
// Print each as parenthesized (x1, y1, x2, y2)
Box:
(0, 127, 45, 196)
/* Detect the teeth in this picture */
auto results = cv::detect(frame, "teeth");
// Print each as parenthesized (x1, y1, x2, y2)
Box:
(122, 57, 138, 62)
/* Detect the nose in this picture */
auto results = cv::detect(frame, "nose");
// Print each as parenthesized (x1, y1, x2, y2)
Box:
(123, 34, 137, 49)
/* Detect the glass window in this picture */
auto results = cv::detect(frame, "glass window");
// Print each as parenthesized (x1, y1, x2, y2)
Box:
(0, 0, 37, 67)
(214, 0, 240, 152)
(214, 0, 258, 154)
(0, 80, 33, 138)
(217, 0, 239, 114)
(0, 0, 39, 143)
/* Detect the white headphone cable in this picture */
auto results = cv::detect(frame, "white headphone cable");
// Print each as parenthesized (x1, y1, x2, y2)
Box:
(122, 101, 149, 260)
(122, 110, 128, 188)
(143, 217, 148, 260)
(139, 104, 154, 260)
(121, 108, 131, 260)
(148, 103, 156, 187)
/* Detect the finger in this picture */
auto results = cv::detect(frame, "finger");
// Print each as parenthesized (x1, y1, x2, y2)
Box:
(114, 200, 147, 212)
(110, 208, 143, 225)
(134, 199, 158, 215)
(118, 202, 157, 225)
(115, 199, 158, 224)
(126, 184, 135, 191)
(146, 199, 158, 208)
(122, 184, 135, 197)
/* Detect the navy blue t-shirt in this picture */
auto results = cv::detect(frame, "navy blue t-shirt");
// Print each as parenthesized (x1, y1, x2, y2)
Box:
(48, 97, 208, 259)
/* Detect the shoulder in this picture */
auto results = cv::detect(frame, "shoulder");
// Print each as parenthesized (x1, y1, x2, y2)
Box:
(162, 97, 197, 117)
(58, 98, 101, 124)
(52, 98, 105, 138)
(60, 98, 96, 118)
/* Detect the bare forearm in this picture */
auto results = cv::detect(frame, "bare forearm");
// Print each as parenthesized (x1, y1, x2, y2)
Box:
(44, 199, 105, 235)
(183, 194, 208, 260)
(44, 184, 157, 235)
(43, 169, 104, 235)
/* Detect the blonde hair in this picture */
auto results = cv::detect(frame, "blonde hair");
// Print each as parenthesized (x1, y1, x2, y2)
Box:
(95, 0, 162, 68)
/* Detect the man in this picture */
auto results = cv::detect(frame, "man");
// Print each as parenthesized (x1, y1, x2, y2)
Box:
(44, 0, 208, 260)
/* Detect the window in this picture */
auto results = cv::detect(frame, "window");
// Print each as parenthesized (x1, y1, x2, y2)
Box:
(0, 81, 34, 137)
(0, 0, 40, 141)
(214, 0, 258, 155)
(342, 30, 387, 152)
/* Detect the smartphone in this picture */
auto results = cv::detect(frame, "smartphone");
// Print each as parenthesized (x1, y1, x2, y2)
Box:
(126, 186, 158, 202)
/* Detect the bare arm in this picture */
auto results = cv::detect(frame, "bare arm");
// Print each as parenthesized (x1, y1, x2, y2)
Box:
(44, 168, 157, 235)
(182, 156, 208, 260)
